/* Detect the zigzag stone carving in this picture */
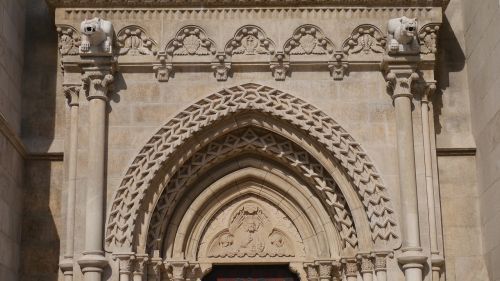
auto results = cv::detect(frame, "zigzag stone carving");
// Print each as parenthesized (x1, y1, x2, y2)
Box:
(147, 128, 359, 250)
(105, 83, 399, 250)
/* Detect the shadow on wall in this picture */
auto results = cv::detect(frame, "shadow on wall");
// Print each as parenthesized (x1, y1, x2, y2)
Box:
(434, 16, 466, 134)
(19, 0, 60, 280)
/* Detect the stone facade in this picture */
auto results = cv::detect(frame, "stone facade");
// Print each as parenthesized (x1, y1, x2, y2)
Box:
(0, 0, 498, 281)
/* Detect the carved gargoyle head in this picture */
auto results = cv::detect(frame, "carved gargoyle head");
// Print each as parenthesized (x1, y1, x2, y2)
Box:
(81, 18, 102, 36)
(399, 16, 417, 43)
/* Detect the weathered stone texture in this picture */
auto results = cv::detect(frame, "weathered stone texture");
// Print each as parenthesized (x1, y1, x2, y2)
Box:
(0, 1, 25, 281)
(461, 0, 500, 280)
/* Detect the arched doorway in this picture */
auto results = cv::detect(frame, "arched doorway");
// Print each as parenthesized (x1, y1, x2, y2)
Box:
(202, 265, 300, 281)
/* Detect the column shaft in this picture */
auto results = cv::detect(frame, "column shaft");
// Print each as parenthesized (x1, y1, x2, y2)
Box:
(66, 104, 79, 257)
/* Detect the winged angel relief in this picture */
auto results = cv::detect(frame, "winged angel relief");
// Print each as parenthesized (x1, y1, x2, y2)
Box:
(207, 202, 294, 258)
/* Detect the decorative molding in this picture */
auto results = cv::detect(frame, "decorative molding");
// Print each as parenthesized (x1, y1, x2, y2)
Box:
(284, 25, 334, 56)
(116, 25, 158, 56)
(105, 83, 399, 250)
(343, 25, 386, 56)
(225, 25, 275, 56)
(436, 147, 476, 156)
(207, 201, 295, 258)
(419, 23, 440, 55)
(164, 25, 216, 58)
(47, 0, 449, 8)
(57, 25, 80, 56)
(147, 128, 358, 251)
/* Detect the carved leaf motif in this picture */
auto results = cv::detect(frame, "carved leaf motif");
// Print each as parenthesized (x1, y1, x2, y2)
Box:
(116, 26, 157, 56)
(167, 26, 216, 57)
(343, 26, 385, 56)
(57, 26, 80, 56)
(183, 35, 201, 55)
(225, 26, 275, 56)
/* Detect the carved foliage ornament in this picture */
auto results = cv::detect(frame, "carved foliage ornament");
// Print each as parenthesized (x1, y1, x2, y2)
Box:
(105, 83, 399, 249)
(57, 25, 80, 56)
(343, 25, 385, 55)
(165, 26, 216, 57)
(419, 23, 440, 54)
(116, 26, 158, 55)
(284, 25, 334, 55)
(208, 202, 294, 258)
(225, 26, 275, 56)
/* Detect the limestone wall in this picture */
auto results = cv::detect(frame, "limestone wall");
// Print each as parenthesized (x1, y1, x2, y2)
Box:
(0, 0, 25, 280)
(462, 0, 500, 280)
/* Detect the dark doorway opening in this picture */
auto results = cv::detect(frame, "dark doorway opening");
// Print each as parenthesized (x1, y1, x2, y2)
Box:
(202, 265, 300, 281)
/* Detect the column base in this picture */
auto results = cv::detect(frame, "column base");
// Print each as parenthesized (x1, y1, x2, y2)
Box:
(78, 251, 108, 273)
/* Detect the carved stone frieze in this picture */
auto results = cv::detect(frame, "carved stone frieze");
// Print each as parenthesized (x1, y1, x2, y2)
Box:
(165, 26, 216, 57)
(57, 25, 80, 56)
(343, 25, 386, 55)
(270, 52, 290, 81)
(116, 25, 158, 55)
(284, 25, 334, 56)
(47, 0, 448, 7)
(225, 26, 275, 56)
(419, 23, 440, 55)
(206, 202, 295, 258)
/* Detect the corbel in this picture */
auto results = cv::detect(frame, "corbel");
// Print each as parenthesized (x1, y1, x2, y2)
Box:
(328, 51, 349, 81)
(153, 51, 173, 82)
(270, 52, 290, 81)
(211, 52, 231, 81)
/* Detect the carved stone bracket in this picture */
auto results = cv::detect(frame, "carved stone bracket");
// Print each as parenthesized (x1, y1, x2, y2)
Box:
(153, 52, 172, 82)
(57, 25, 80, 56)
(328, 52, 348, 81)
(116, 25, 158, 56)
(270, 52, 290, 81)
(211, 52, 231, 81)
(419, 23, 440, 55)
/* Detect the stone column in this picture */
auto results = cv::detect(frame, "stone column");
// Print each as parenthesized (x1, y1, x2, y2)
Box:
(421, 81, 445, 280)
(59, 84, 81, 281)
(77, 64, 114, 281)
(385, 61, 427, 281)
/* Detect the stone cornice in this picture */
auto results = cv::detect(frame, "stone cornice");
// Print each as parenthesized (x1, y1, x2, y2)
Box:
(47, 0, 448, 8)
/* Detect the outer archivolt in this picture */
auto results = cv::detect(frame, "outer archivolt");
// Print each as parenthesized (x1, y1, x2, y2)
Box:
(105, 83, 399, 251)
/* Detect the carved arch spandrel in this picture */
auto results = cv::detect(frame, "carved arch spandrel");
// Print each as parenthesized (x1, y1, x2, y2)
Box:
(105, 83, 400, 252)
(225, 25, 276, 56)
(342, 24, 386, 57)
(284, 25, 335, 56)
(163, 25, 217, 59)
(116, 25, 158, 56)
(147, 127, 359, 253)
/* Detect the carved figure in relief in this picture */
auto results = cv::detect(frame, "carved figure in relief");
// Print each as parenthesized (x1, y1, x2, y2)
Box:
(79, 17, 114, 54)
(387, 16, 419, 55)
(207, 202, 294, 258)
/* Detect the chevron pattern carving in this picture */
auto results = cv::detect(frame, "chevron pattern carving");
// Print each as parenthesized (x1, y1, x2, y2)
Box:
(105, 83, 399, 250)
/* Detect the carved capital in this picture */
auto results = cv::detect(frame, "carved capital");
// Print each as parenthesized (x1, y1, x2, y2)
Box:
(114, 253, 135, 274)
(422, 80, 437, 102)
(315, 260, 334, 281)
(304, 263, 319, 281)
(342, 259, 358, 278)
(165, 261, 189, 281)
(371, 252, 393, 272)
(328, 52, 348, 81)
(211, 53, 231, 81)
(149, 257, 164, 279)
(385, 67, 420, 99)
(133, 254, 149, 276)
(357, 255, 374, 273)
(270, 52, 290, 81)
(82, 69, 114, 101)
(63, 84, 81, 106)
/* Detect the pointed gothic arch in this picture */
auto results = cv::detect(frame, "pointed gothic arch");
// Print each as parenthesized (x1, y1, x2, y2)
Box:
(105, 83, 401, 260)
